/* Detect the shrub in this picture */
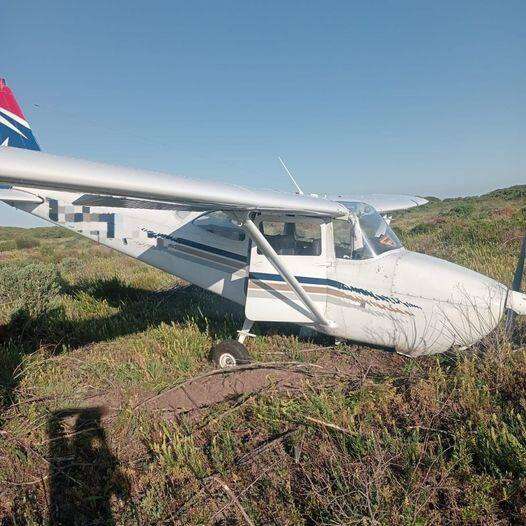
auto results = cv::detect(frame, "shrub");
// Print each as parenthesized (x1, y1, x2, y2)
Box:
(410, 222, 434, 235)
(0, 262, 63, 318)
(0, 240, 16, 252)
(14, 237, 39, 250)
(450, 202, 475, 217)
(487, 185, 526, 200)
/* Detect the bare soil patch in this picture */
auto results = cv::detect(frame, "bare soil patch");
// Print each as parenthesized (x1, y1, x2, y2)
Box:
(86, 345, 411, 422)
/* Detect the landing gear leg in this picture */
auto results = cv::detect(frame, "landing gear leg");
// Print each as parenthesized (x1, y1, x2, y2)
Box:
(208, 319, 255, 369)
(237, 318, 255, 344)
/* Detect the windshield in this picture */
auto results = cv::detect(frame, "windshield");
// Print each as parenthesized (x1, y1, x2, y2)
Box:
(338, 201, 402, 259)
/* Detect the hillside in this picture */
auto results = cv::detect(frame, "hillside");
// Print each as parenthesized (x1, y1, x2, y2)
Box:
(1, 186, 526, 525)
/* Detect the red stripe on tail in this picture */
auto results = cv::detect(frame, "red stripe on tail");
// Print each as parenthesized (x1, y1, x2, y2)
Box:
(0, 78, 28, 121)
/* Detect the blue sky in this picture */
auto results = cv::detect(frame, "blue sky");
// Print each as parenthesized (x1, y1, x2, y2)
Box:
(1, 0, 525, 227)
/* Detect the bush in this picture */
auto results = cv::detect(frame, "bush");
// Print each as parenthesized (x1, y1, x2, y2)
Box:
(487, 185, 526, 200)
(0, 263, 63, 318)
(449, 202, 475, 217)
(14, 237, 39, 250)
(0, 240, 16, 252)
(410, 222, 434, 235)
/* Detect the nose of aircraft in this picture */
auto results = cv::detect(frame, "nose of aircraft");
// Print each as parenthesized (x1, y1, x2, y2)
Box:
(391, 250, 508, 354)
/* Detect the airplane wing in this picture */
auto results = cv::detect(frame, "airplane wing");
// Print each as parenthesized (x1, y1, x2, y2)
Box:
(0, 147, 348, 218)
(327, 193, 428, 213)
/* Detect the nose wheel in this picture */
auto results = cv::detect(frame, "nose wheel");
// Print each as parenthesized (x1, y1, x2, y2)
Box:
(209, 340, 252, 369)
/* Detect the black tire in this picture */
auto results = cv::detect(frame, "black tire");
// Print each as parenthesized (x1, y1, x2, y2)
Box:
(209, 340, 251, 368)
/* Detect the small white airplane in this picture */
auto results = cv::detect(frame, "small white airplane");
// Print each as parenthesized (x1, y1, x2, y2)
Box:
(0, 78, 524, 368)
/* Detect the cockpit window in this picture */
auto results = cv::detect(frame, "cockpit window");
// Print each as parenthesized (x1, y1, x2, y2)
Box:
(193, 211, 246, 241)
(333, 219, 353, 259)
(259, 220, 322, 256)
(336, 202, 402, 260)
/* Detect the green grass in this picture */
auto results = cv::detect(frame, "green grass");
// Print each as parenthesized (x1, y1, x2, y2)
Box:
(1, 186, 526, 524)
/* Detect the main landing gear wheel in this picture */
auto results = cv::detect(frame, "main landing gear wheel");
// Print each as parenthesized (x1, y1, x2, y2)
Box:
(209, 340, 252, 369)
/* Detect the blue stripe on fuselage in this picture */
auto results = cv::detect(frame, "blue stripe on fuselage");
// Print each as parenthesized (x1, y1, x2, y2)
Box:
(143, 229, 248, 263)
(249, 272, 421, 310)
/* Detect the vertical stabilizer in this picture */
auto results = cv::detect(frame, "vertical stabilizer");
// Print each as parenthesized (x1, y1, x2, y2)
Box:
(0, 78, 40, 151)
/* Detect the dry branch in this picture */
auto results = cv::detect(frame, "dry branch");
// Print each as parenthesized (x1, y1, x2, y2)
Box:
(304, 416, 353, 436)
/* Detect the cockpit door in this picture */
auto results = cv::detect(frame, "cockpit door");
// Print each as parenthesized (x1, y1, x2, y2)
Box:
(245, 216, 329, 323)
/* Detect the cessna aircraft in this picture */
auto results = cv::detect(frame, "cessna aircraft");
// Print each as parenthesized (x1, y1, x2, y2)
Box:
(0, 79, 525, 368)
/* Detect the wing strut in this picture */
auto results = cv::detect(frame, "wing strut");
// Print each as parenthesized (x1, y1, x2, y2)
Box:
(241, 217, 334, 328)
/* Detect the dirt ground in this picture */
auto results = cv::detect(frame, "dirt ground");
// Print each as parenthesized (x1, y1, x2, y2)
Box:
(85, 345, 411, 423)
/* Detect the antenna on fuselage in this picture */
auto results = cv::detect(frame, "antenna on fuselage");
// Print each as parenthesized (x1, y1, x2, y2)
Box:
(278, 156, 304, 195)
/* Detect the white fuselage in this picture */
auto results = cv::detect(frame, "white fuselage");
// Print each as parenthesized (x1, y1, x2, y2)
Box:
(9, 187, 508, 356)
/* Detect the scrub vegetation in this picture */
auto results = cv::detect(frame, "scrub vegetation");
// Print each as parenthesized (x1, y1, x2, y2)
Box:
(1, 185, 526, 525)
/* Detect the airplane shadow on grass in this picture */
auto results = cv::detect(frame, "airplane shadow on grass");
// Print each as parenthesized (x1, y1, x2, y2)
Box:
(0, 279, 322, 523)
(0, 280, 234, 409)
(0, 277, 319, 409)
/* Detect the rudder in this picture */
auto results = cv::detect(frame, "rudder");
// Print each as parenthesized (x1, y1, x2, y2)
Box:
(0, 78, 40, 151)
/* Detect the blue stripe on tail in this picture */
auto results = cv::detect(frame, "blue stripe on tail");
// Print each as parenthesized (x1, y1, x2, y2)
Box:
(0, 110, 40, 151)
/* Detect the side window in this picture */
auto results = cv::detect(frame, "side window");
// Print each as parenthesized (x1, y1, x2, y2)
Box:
(333, 219, 353, 259)
(258, 221, 322, 256)
(193, 211, 246, 241)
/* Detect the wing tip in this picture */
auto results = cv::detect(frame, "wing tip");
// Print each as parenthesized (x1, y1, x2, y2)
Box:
(412, 197, 429, 207)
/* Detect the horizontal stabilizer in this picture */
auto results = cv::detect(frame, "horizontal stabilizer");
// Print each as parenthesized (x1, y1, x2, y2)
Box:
(0, 186, 43, 203)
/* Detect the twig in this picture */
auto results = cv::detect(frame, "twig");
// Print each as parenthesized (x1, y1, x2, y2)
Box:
(41, 474, 50, 516)
(235, 428, 298, 466)
(172, 428, 298, 520)
(304, 416, 353, 436)
(4, 474, 49, 486)
(212, 476, 255, 526)
(210, 459, 280, 523)
(198, 388, 265, 430)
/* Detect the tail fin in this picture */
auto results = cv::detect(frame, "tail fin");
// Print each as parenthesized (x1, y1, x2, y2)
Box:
(0, 79, 40, 151)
